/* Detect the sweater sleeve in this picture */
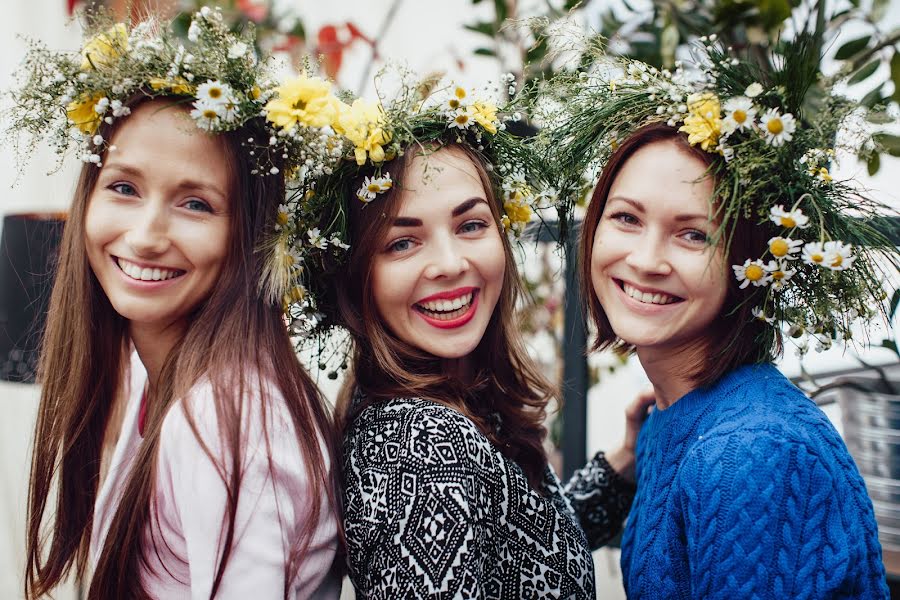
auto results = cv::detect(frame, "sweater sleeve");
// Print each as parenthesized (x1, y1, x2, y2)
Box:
(155, 387, 338, 599)
(562, 451, 636, 549)
(675, 430, 887, 600)
(342, 402, 493, 599)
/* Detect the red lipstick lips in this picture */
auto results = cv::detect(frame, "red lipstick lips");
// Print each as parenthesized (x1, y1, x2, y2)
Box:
(414, 286, 479, 329)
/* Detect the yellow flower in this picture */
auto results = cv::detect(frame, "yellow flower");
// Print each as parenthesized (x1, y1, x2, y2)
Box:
(471, 101, 498, 135)
(66, 91, 105, 134)
(335, 98, 392, 165)
(148, 77, 194, 95)
(265, 74, 341, 130)
(817, 167, 832, 183)
(679, 92, 721, 152)
(81, 23, 128, 71)
(502, 189, 532, 234)
(250, 86, 261, 100)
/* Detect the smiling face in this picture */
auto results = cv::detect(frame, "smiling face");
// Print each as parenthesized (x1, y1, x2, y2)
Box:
(590, 139, 728, 358)
(370, 146, 506, 360)
(84, 100, 232, 334)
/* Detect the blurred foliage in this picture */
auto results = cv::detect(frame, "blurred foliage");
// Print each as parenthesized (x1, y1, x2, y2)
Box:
(465, 0, 900, 173)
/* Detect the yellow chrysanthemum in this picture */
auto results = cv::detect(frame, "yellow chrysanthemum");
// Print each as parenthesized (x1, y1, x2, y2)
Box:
(679, 92, 722, 152)
(503, 190, 532, 233)
(335, 98, 392, 165)
(66, 91, 106, 134)
(81, 23, 128, 71)
(471, 101, 498, 135)
(265, 74, 341, 130)
(148, 77, 194, 96)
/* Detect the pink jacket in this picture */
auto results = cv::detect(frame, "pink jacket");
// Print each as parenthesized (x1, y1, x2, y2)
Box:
(91, 352, 341, 599)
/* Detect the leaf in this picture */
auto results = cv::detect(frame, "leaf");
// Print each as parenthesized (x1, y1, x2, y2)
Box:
(892, 52, 900, 103)
(890, 287, 900, 320)
(473, 47, 496, 56)
(874, 133, 900, 157)
(867, 110, 894, 124)
(834, 36, 870, 61)
(464, 21, 496, 37)
(493, 0, 508, 23)
(872, 0, 890, 22)
(848, 60, 880, 85)
(882, 340, 899, 356)
(861, 83, 885, 108)
(867, 152, 880, 176)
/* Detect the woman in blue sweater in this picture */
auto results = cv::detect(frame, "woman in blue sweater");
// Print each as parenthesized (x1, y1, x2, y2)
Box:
(544, 39, 894, 598)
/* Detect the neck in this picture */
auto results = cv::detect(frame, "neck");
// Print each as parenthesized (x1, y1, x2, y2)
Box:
(636, 340, 710, 410)
(442, 355, 475, 385)
(130, 320, 186, 394)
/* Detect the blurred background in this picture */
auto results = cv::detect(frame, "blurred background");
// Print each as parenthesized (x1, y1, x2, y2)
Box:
(1, 0, 899, 597)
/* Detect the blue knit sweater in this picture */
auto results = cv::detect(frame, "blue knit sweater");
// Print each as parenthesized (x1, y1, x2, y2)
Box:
(621, 363, 888, 599)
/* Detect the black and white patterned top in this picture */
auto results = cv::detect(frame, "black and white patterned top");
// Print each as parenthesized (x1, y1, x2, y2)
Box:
(342, 397, 636, 599)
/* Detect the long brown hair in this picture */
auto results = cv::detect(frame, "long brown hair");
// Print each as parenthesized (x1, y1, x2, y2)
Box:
(579, 122, 781, 388)
(333, 143, 554, 489)
(25, 97, 340, 599)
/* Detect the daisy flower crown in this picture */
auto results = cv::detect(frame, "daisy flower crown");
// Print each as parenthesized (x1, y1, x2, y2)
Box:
(270, 70, 556, 347)
(7, 8, 353, 309)
(540, 35, 898, 355)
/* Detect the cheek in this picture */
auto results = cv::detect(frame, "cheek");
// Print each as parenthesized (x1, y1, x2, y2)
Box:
(370, 258, 407, 324)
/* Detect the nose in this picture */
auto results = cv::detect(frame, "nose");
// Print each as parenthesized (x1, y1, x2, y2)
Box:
(122, 201, 171, 257)
(423, 234, 469, 280)
(624, 233, 672, 276)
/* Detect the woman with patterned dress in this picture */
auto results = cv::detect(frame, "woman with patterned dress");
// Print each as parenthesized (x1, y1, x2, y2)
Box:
(545, 38, 893, 598)
(300, 81, 653, 598)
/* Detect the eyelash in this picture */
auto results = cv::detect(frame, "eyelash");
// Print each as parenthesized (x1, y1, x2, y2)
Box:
(385, 220, 489, 254)
(610, 212, 708, 244)
(108, 182, 212, 213)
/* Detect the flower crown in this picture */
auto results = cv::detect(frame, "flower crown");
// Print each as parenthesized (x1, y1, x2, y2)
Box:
(269, 70, 554, 346)
(7, 8, 342, 182)
(540, 35, 898, 355)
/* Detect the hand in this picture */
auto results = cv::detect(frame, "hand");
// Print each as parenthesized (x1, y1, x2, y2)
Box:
(605, 389, 655, 483)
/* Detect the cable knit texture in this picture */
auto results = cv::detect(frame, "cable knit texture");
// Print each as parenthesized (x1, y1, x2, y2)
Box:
(621, 363, 888, 599)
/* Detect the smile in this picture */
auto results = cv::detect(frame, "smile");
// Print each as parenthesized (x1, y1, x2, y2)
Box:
(115, 257, 185, 282)
(413, 288, 479, 329)
(618, 280, 682, 305)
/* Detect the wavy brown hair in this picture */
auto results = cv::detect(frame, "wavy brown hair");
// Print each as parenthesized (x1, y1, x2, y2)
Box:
(333, 143, 555, 490)
(579, 122, 781, 388)
(25, 97, 340, 599)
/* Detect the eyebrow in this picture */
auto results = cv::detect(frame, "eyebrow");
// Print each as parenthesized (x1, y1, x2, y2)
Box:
(391, 197, 487, 227)
(608, 196, 709, 222)
(102, 162, 227, 199)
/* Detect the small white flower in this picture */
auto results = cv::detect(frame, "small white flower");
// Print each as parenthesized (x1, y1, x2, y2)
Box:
(769, 205, 809, 229)
(767, 236, 803, 260)
(745, 82, 763, 98)
(188, 21, 201, 42)
(92, 135, 104, 146)
(801, 242, 827, 266)
(763, 260, 796, 291)
(307, 228, 327, 250)
(330, 235, 350, 250)
(722, 96, 756, 134)
(822, 241, 855, 271)
(94, 97, 110, 114)
(190, 101, 223, 131)
(228, 41, 249, 59)
(760, 108, 796, 147)
(732, 259, 770, 289)
(110, 99, 131, 117)
(752, 307, 775, 324)
(196, 80, 234, 107)
(356, 173, 393, 203)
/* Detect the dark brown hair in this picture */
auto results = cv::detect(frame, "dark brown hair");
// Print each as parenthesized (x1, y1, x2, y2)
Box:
(579, 122, 780, 388)
(333, 142, 554, 490)
(25, 97, 340, 599)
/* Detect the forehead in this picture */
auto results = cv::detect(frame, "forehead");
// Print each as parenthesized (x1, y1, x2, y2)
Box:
(105, 100, 232, 191)
(394, 146, 486, 213)
(609, 140, 714, 213)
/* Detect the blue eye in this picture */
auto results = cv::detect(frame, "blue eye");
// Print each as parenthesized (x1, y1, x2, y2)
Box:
(460, 220, 487, 234)
(184, 199, 213, 213)
(611, 212, 639, 226)
(684, 230, 708, 244)
(388, 238, 413, 253)
(111, 182, 137, 196)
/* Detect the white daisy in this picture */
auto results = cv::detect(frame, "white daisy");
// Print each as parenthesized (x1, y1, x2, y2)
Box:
(307, 227, 327, 250)
(448, 107, 473, 130)
(190, 101, 222, 131)
(764, 260, 796, 291)
(769, 205, 809, 229)
(356, 173, 393, 203)
(760, 108, 796, 147)
(732, 259, 770, 289)
(767, 236, 803, 260)
(330, 235, 350, 250)
(196, 80, 234, 107)
(446, 86, 470, 111)
(722, 96, 756, 134)
(823, 241, 855, 271)
(801, 242, 827, 267)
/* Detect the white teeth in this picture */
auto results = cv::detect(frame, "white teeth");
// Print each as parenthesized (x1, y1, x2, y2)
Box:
(116, 258, 183, 282)
(418, 292, 474, 314)
(623, 283, 677, 305)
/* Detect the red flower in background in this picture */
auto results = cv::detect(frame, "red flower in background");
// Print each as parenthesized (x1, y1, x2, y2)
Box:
(316, 22, 376, 79)
(236, 0, 268, 23)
